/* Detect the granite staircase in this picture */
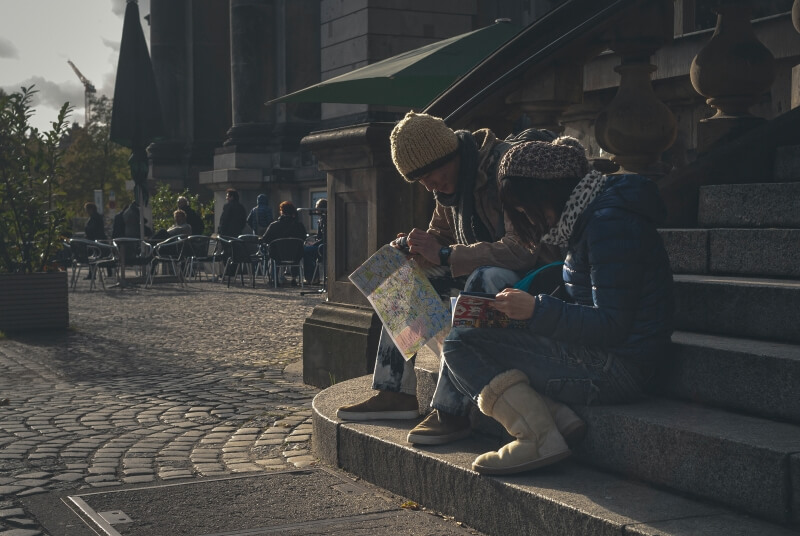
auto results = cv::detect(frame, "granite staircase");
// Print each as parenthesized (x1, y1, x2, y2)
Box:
(312, 145, 800, 535)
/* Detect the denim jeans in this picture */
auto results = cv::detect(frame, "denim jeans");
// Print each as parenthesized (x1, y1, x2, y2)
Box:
(371, 266, 522, 398)
(434, 327, 646, 416)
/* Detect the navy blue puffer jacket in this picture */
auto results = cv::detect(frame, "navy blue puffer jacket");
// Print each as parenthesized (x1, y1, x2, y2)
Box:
(529, 174, 674, 364)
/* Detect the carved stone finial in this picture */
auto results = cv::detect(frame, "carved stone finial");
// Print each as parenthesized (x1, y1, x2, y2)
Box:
(690, 0, 776, 151)
(595, 62, 677, 173)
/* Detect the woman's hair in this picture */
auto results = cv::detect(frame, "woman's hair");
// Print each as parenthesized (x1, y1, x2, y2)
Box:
(225, 188, 239, 201)
(279, 200, 297, 216)
(84, 202, 97, 213)
(500, 176, 580, 248)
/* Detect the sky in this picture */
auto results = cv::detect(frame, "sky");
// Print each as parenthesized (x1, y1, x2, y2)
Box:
(0, 0, 151, 132)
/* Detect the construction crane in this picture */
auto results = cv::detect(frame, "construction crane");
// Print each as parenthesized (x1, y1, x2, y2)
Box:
(67, 60, 96, 124)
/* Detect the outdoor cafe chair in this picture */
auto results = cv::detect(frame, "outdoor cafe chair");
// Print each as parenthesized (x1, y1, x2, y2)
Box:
(112, 238, 154, 285)
(218, 238, 256, 288)
(238, 234, 267, 284)
(183, 235, 221, 282)
(147, 236, 187, 288)
(266, 237, 305, 289)
(68, 238, 116, 291)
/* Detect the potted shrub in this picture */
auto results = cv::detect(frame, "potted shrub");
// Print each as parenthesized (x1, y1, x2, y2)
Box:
(0, 87, 72, 331)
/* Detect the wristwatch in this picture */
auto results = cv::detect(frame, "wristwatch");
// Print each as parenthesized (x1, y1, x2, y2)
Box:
(439, 246, 452, 266)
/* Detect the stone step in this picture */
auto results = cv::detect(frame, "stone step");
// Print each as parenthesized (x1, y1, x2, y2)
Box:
(673, 274, 800, 344)
(313, 376, 800, 536)
(413, 351, 800, 524)
(660, 331, 800, 425)
(660, 228, 800, 277)
(697, 182, 800, 228)
(775, 145, 800, 182)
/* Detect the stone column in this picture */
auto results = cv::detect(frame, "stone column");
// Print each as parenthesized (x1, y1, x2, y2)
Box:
(147, 0, 189, 191)
(690, 0, 776, 153)
(188, 0, 231, 186)
(594, 0, 678, 174)
(225, 0, 275, 149)
(301, 123, 433, 388)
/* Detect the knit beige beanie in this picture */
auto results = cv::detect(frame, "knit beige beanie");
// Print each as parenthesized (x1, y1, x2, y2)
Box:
(390, 111, 459, 181)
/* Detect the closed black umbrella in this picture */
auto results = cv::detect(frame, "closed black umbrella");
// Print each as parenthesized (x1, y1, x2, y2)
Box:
(110, 0, 165, 238)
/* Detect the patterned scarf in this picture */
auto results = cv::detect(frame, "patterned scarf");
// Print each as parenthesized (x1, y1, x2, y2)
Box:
(435, 131, 491, 245)
(540, 169, 607, 246)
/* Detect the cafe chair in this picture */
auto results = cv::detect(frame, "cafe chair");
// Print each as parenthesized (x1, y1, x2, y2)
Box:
(219, 238, 256, 288)
(147, 236, 187, 288)
(266, 237, 305, 289)
(237, 234, 266, 285)
(113, 238, 154, 284)
(183, 235, 221, 282)
(68, 238, 116, 291)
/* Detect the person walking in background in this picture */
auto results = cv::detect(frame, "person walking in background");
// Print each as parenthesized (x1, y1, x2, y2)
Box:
(84, 202, 106, 241)
(247, 194, 274, 235)
(178, 196, 204, 235)
(261, 201, 307, 285)
(218, 188, 247, 238)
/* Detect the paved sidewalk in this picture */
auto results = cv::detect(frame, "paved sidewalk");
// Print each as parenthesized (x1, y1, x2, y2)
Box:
(0, 277, 322, 534)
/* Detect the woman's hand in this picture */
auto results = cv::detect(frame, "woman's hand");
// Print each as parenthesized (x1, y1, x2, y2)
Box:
(492, 288, 536, 320)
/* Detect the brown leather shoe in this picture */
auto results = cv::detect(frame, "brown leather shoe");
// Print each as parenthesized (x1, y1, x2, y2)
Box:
(337, 390, 419, 421)
(407, 409, 471, 445)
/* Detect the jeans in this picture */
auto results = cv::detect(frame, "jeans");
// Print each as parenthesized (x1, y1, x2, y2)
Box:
(436, 327, 646, 416)
(371, 266, 522, 400)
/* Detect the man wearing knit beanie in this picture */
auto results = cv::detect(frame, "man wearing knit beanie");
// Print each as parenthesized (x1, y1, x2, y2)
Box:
(337, 111, 565, 445)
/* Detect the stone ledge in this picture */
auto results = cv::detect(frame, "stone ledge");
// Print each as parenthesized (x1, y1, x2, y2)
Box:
(312, 376, 798, 536)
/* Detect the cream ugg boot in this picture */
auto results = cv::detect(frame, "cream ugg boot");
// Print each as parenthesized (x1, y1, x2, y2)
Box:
(473, 370, 570, 475)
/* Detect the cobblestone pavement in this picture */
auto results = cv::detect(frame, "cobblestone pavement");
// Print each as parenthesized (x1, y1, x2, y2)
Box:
(0, 276, 324, 535)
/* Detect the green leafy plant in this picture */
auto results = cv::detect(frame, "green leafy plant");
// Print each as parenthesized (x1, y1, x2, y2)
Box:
(59, 94, 132, 222)
(150, 182, 214, 235)
(0, 87, 72, 273)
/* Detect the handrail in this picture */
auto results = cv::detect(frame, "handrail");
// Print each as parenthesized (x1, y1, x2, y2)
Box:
(425, 0, 643, 126)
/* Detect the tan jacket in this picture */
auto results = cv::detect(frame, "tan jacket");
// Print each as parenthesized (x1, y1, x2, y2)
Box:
(425, 129, 560, 278)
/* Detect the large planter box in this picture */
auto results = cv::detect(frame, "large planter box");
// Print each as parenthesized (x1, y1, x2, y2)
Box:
(0, 271, 69, 332)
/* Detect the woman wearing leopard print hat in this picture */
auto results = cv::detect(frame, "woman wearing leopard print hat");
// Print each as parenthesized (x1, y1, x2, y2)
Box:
(433, 136, 675, 475)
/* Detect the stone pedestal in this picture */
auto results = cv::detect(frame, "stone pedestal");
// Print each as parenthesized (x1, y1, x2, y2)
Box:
(301, 123, 433, 388)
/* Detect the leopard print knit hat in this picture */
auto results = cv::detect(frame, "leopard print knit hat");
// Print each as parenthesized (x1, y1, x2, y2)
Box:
(390, 111, 459, 182)
(498, 136, 606, 246)
(497, 136, 589, 182)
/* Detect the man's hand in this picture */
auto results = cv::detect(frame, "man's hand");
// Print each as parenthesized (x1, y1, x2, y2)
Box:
(390, 232, 409, 252)
(406, 228, 442, 265)
(492, 288, 535, 320)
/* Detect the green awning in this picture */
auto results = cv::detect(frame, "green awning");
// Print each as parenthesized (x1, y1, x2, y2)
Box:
(268, 20, 521, 108)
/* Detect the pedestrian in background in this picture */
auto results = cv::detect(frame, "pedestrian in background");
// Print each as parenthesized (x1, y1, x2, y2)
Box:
(84, 202, 106, 240)
(247, 194, 274, 235)
(218, 189, 247, 238)
(178, 196, 204, 235)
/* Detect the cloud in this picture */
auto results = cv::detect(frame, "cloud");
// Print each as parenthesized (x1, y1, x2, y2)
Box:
(102, 37, 120, 53)
(2, 76, 84, 112)
(0, 37, 19, 59)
